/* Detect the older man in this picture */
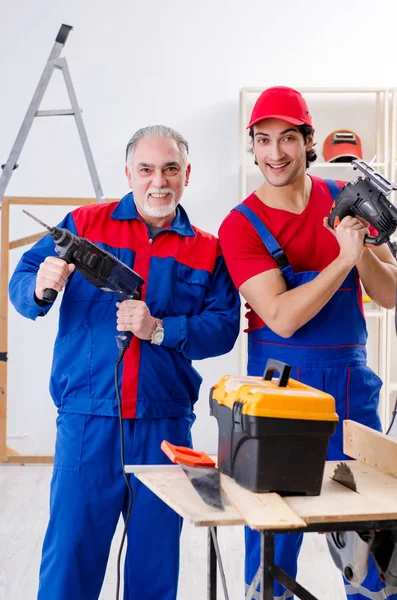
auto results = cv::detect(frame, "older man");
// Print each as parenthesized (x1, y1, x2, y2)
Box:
(9, 125, 240, 600)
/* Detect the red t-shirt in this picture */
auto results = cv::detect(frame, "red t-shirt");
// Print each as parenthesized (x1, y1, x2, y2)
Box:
(219, 176, 367, 331)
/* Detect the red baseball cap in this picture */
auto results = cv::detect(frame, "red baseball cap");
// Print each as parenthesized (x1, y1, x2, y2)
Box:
(247, 86, 312, 129)
(323, 129, 363, 163)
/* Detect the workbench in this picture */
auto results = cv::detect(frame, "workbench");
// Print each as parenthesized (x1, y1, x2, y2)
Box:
(126, 421, 397, 600)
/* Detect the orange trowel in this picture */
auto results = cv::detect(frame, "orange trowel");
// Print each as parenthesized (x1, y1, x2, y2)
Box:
(161, 440, 224, 510)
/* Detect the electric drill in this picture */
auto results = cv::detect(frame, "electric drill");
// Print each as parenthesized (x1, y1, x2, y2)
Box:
(328, 160, 397, 334)
(328, 159, 397, 256)
(23, 210, 145, 349)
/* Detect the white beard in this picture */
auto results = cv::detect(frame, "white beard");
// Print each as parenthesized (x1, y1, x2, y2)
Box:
(142, 188, 177, 218)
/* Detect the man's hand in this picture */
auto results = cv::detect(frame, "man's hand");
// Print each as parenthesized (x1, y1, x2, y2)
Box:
(324, 215, 369, 267)
(116, 299, 156, 340)
(35, 257, 75, 300)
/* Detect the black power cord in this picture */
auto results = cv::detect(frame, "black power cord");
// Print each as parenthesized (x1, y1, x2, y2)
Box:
(113, 289, 142, 599)
(115, 347, 134, 600)
(386, 397, 397, 436)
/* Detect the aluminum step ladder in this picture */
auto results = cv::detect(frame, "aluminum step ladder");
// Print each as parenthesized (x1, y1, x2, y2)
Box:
(0, 23, 105, 207)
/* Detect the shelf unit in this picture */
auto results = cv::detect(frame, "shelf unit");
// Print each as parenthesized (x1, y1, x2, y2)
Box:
(238, 86, 396, 430)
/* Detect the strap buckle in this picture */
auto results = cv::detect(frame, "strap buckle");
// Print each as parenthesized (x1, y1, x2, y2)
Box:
(271, 248, 290, 269)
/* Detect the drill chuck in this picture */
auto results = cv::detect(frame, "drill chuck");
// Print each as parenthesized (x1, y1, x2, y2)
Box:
(49, 226, 73, 245)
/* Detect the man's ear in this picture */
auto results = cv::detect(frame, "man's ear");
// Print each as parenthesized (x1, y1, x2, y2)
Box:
(185, 163, 191, 187)
(125, 166, 133, 189)
(306, 132, 314, 151)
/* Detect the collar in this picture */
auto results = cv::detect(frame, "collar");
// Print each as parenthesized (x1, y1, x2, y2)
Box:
(111, 192, 195, 237)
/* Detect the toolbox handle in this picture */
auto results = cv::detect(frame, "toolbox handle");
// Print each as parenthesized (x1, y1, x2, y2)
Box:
(263, 359, 292, 387)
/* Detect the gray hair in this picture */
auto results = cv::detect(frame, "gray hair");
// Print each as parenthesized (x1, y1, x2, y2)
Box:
(125, 125, 189, 167)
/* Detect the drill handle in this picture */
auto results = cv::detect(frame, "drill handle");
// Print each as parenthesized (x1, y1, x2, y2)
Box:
(40, 229, 76, 304)
(329, 203, 392, 247)
(115, 330, 133, 350)
(328, 192, 352, 231)
(42, 288, 58, 303)
(41, 249, 73, 304)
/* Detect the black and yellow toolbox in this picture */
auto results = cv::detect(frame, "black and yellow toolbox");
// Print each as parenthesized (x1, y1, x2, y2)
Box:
(209, 359, 339, 496)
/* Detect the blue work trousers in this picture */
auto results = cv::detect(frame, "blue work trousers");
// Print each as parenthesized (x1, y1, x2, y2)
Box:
(37, 412, 194, 600)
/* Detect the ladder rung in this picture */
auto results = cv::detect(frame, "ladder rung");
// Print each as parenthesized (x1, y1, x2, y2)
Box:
(0, 24, 104, 205)
(36, 109, 77, 116)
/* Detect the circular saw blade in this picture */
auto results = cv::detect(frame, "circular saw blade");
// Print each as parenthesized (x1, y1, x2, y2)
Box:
(332, 462, 357, 492)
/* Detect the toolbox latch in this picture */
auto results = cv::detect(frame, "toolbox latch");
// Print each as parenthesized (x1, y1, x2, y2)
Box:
(263, 359, 292, 387)
(232, 401, 244, 433)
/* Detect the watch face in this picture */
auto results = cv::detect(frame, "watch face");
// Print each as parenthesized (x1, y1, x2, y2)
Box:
(152, 329, 164, 345)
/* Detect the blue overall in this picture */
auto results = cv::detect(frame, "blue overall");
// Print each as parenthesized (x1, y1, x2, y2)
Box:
(37, 413, 194, 600)
(8, 196, 240, 600)
(234, 180, 396, 600)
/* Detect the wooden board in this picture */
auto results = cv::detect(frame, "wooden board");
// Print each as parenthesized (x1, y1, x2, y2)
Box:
(285, 461, 397, 524)
(129, 460, 397, 528)
(125, 464, 180, 474)
(221, 474, 306, 530)
(344, 420, 397, 478)
(135, 468, 245, 527)
(345, 460, 397, 510)
(9, 232, 46, 250)
(130, 465, 306, 529)
(6, 196, 118, 206)
(2, 455, 53, 464)
(0, 198, 10, 459)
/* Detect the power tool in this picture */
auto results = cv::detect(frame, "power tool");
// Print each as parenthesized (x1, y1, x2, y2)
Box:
(327, 462, 397, 587)
(328, 159, 397, 257)
(23, 210, 145, 349)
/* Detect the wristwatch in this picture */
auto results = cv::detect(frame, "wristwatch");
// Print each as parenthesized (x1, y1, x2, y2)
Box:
(150, 318, 164, 345)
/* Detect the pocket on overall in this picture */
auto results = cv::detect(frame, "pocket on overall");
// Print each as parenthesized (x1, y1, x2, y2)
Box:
(346, 365, 383, 432)
(172, 263, 211, 316)
(50, 324, 92, 406)
(54, 412, 88, 472)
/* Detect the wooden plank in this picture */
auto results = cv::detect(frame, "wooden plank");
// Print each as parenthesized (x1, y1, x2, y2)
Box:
(7, 197, 118, 206)
(125, 464, 181, 474)
(344, 420, 397, 478)
(221, 474, 306, 530)
(9, 232, 46, 250)
(345, 460, 397, 511)
(133, 461, 397, 528)
(135, 469, 245, 527)
(0, 198, 10, 460)
(285, 462, 397, 524)
(2, 455, 53, 464)
(130, 465, 305, 529)
(6, 446, 20, 456)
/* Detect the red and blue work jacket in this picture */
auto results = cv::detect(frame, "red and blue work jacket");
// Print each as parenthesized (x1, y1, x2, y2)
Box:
(9, 193, 240, 418)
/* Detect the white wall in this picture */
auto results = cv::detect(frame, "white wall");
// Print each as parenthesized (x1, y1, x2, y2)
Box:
(2, 0, 397, 455)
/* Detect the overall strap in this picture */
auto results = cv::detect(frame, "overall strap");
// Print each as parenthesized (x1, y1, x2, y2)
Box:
(233, 204, 294, 279)
(324, 179, 341, 201)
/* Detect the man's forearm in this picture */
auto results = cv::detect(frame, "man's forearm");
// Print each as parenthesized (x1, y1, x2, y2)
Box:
(269, 257, 353, 337)
(357, 248, 397, 309)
